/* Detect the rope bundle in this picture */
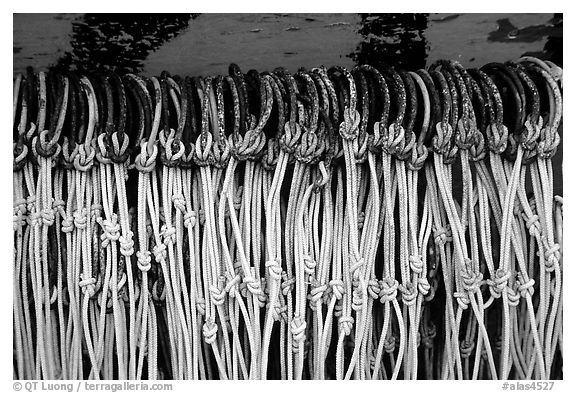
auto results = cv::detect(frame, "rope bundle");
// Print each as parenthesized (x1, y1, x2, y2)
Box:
(13, 57, 563, 380)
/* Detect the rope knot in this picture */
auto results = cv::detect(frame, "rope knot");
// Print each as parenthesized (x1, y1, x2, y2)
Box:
(224, 273, 241, 297)
(367, 278, 380, 299)
(14, 198, 27, 216)
(434, 226, 452, 245)
(42, 286, 58, 305)
(308, 279, 328, 305)
(469, 131, 486, 162)
(194, 132, 214, 166)
(295, 130, 322, 164)
(487, 268, 511, 299)
(460, 339, 475, 359)
(233, 187, 243, 210)
(395, 130, 416, 161)
(95, 133, 111, 164)
(290, 315, 307, 352)
(152, 243, 167, 263)
(265, 258, 283, 280)
(13, 210, 26, 230)
(408, 143, 429, 170)
(136, 250, 152, 272)
(338, 315, 354, 336)
(197, 209, 206, 226)
(151, 280, 166, 303)
(61, 215, 74, 233)
(516, 273, 535, 298)
(339, 107, 361, 140)
(73, 143, 96, 171)
(209, 281, 226, 306)
(212, 138, 231, 169)
(171, 194, 186, 213)
(113, 273, 127, 298)
(34, 130, 60, 158)
(261, 139, 279, 171)
(538, 126, 560, 159)
(202, 321, 218, 345)
(487, 123, 509, 154)
(90, 203, 102, 219)
(370, 122, 385, 152)
(329, 279, 345, 300)
(313, 161, 330, 192)
(281, 272, 296, 296)
(29, 212, 41, 228)
(417, 277, 431, 296)
(256, 277, 268, 306)
(379, 277, 399, 303)
(268, 300, 287, 322)
(494, 335, 503, 353)
(384, 335, 396, 354)
(524, 213, 542, 238)
(110, 131, 130, 163)
(161, 224, 176, 246)
(432, 122, 453, 154)
(119, 232, 135, 257)
(183, 211, 197, 229)
(352, 133, 368, 163)
(507, 285, 520, 307)
(357, 211, 365, 229)
(162, 134, 186, 167)
(456, 117, 476, 150)
(196, 298, 206, 316)
(52, 198, 65, 214)
(232, 129, 266, 160)
(232, 258, 243, 275)
(422, 325, 437, 349)
(399, 282, 417, 306)
(180, 143, 195, 169)
(453, 291, 470, 310)
(351, 280, 365, 311)
(41, 207, 55, 226)
(425, 277, 438, 302)
(13, 141, 29, 170)
(79, 274, 97, 298)
(544, 243, 561, 272)
(409, 254, 424, 274)
(245, 273, 263, 297)
(278, 303, 288, 323)
(334, 303, 343, 318)
(13, 207, 26, 230)
(382, 123, 405, 155)
(26, 196, 35, 215)
(350, 254, 364, 280)
(135, 141, 158, 173)
(513, 201, 522, 217)
(248, 129, 268, 159)
(279, 121, 302, 153)
(520, 118, 541, 151)
(460, 259, 482, 293)
(303, 254, 316, 275)
(73, 208, 88, 230)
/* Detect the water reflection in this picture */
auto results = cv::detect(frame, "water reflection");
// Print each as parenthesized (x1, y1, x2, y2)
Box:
(520, 13, 563, 67)
(349, 13, 429, 71)
(52, 13, 196, 74)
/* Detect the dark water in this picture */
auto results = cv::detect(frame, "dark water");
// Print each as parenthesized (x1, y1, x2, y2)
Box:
(14, 13, 562, 75)
(13, 13, 562, 193)
(52, 14, 197, 73)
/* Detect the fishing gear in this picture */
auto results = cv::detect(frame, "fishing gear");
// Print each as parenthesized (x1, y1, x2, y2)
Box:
(13, 58, 563, 380)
